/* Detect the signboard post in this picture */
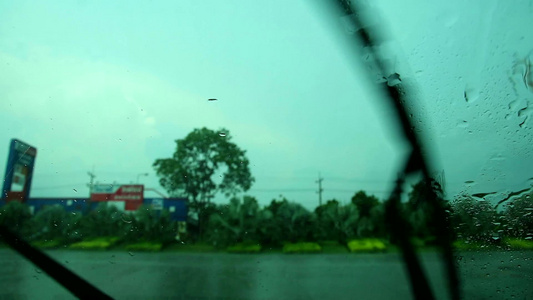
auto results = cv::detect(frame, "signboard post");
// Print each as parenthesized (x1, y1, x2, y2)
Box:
(1, 139, 37, 202)
(90, 184, 144, 211)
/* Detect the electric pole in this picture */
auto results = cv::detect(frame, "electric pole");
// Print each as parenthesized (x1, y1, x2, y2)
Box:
(316, 172, 324, 206)
(87, 170, 96, 198)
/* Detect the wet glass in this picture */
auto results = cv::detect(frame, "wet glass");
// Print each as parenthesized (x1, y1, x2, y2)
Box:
(1, 0, 532, 299)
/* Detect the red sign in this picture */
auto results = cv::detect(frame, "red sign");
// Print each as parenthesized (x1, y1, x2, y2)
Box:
(90, 184, 144, 211)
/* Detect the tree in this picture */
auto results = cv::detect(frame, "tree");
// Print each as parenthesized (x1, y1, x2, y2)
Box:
(272, 201, 316, 243)
(315, 200, 360, 242)
(208, 196, 263, 247)
(153, 127, 254, 238)
(122, 205, 176, 244)
(0, 201, 32, 237)
(78, 203, 125, 238)
(503, 192, 533, 238)
(29, 205, 82, 242)
(404, 179, 449, 241)
(351, 191, 379, 218)
(449, 195, 497, 242)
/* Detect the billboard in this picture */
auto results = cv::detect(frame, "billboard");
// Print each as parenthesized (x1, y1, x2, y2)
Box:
(90, 184, 144, 211)
(2, 139, 37, 201)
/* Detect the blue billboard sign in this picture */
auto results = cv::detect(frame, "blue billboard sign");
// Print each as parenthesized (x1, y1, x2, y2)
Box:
(1, 139, 37, 201)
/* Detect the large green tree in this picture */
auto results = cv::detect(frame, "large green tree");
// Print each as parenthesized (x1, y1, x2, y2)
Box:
(153, 127, 254, 237)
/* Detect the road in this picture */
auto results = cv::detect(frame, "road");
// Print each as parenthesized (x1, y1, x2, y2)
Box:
(0, 249, 531, 299)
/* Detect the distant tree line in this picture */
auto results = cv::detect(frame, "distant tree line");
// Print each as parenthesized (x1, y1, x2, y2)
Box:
(0, 202, 176, 245)
(3, 127, 532, 249)
(0, 185, 531, 248)
(200, 184, 533, 248)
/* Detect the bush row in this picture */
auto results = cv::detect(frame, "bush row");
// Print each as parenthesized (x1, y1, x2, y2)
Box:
(0, 201, 177, 249)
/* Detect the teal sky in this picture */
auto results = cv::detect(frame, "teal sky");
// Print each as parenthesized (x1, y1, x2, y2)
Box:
(1, 0, 532, 209)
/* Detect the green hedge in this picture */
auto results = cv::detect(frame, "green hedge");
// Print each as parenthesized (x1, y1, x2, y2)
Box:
(452, 240, 482, 250)
(227, 243, 261, 253)
(125, 241, 163, 252)
(69, 237, 120, 250)
(347, 239, 387, 253)
(31, 239, 65, 249)
(505, 238, 533, 250)
(282, 242, 321, 253)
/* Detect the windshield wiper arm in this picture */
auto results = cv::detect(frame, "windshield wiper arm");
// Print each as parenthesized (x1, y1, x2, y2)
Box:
(323, 1, 461, 299)
(0, 225, 113, 300)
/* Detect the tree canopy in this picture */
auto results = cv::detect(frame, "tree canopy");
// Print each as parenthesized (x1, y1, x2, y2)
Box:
(153, 127, 254, 206)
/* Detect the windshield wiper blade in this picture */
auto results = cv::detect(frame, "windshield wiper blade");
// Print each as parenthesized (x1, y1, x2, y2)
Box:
(0, 225, 113, 300)
(322, 1, 461, 299)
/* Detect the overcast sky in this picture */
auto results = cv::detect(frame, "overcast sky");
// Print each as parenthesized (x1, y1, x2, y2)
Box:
(1, 0, 532, 209)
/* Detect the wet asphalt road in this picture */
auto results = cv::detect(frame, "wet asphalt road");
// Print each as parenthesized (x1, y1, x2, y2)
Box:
(0, 249, 531, 300)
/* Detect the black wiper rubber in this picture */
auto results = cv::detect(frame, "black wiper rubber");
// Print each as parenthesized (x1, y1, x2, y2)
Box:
(0, 225, 114, 300)
(326, 1, 461, 299)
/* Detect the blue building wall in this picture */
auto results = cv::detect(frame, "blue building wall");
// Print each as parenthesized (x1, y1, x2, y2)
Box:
(2, 198, 188, 221)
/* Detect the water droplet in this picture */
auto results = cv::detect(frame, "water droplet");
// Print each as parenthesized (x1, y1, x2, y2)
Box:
(464, 86, 480, 103)
(35, 268, 42, 274)
(457, 120, 469, 128)
(128, 251, 134, 256)
(387, 73, 401, 86)
(64, 260, 69, 264)
(218, 132, 227, 137)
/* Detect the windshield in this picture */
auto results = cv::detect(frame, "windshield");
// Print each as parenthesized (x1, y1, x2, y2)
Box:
(1, 1, 532, 299)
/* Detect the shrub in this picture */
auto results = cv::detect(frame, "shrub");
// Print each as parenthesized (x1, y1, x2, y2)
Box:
(69, 237, 119, 250)
(315, 200, 359, 242)
(0, 201, 32, 237)
(29, 205, 81, 242)
(227, 242, 261, 253)
(282, 242, 321, 253)
(347, 239, 386, 253)
(125, 241, 162, 252)
(31, 239, 65, 249)
(318, 240, 349, 253)
(78, 203, 125, 238)
(505, 238, 533, 250)
(207, 196, 262, 247)
(122, 206, 176, 244)
(452, 240, 480, 251)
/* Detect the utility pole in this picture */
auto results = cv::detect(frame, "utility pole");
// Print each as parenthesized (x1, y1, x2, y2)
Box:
(316, 172, 324, 206)
(87, 170, 96, 198)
